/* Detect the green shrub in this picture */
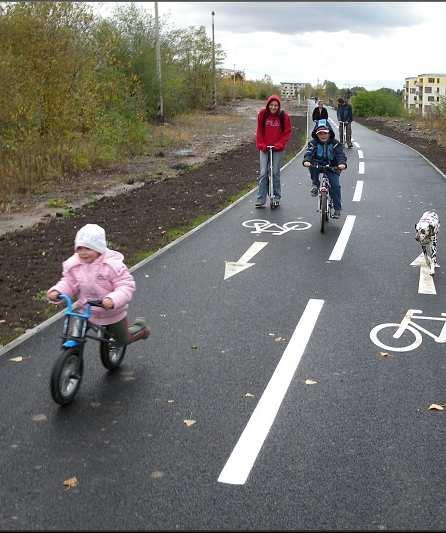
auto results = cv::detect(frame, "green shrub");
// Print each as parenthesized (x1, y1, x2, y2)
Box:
(352, 90, 404, 117)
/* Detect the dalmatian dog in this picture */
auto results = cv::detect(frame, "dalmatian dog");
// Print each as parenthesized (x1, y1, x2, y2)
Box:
(415, 210, 440, 275)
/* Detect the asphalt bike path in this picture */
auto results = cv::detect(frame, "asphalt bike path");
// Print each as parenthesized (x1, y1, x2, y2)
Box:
(1, 104, 446, 529)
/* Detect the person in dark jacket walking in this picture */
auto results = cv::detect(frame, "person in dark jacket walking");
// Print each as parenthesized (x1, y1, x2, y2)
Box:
(312, 100, 328, 123)
(302, 120, 347, 219)
(336, 97, 353, 148)
(255, 94, 292, 207)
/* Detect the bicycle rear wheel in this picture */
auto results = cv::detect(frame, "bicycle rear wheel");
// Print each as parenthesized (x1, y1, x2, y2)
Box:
(320, 193, 327, 233)
(50, 348, 83, 405)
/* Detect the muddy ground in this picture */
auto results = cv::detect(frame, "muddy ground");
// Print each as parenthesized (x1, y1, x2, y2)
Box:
(0, 103, 306, 346)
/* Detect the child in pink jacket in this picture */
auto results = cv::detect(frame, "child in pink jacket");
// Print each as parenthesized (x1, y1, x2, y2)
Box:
(47, 223, 150, 345)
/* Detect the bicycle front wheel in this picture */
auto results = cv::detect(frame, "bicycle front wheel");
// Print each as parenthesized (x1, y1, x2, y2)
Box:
(369, 323, 422, 352)
(320, 193, 327, 233)
(50, 348, 84, 405)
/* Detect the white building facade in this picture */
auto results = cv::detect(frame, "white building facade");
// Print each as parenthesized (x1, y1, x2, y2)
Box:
(280, 82, 310, 99)
(404, 73, 446, 115)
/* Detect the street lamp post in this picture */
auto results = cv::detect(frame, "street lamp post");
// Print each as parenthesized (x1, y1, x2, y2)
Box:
(212, 10, 216, 109)
(154, 1, 164, 123)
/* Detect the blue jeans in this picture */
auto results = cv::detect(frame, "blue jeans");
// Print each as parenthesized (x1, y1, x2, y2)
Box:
(309, 167, 342, 210)
(256, 150, 283, 203)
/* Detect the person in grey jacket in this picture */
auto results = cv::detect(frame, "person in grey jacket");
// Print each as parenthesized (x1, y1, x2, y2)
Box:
(336, 97, 353, 148)
(302, 121, 347, 219)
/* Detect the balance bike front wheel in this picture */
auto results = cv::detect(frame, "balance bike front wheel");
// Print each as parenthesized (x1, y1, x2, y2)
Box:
(50, 348, 84, 405)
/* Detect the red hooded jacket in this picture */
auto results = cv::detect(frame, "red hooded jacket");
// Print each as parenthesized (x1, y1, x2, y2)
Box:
(255, 95, 292, 152)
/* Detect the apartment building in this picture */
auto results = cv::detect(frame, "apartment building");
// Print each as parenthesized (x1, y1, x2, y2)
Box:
(404, 73, 446, 115)
(280, 82, 310, 98)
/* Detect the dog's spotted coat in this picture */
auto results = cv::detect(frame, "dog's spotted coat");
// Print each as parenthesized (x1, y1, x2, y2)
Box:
(415, 210, 440, 275)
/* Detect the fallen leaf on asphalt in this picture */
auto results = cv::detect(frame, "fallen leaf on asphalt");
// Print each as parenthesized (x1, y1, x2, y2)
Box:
(428, 404, 445, 411)
(150, 470, 164, 480)
(63, 477, 78, 489)
(244, 393, 255, 398)
(191, 345, 198, 350)
(9, 356, 24, 362)
(32, 414, 48, 422)
(274, 337, 283, 342)
(0, 319, 5, 323)
(268, 333, 275, 336)
(379, 351, 392, 357)
(305, 379, 318, 385)
(183, 419, 196, 427)
(167, 399, 175, 403)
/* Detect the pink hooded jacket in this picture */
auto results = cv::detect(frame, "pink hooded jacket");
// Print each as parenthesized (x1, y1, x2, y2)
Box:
(47, 249, 135, 326)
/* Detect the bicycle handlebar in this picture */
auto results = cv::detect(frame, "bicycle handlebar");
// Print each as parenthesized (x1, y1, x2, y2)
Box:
(56, 293, 104, 319)
(306, 163, 342, 172)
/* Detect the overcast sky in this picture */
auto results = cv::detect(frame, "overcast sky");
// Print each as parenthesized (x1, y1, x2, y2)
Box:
(92, 2, 446, 91)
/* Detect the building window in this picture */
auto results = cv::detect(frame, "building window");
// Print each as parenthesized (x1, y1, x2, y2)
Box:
(414, 96, 417, 100)
(410, 88, 416, 94)
(425, 86, 432, 93)
(428, 96, 435, 101)
(437, 78, 440, 83)
(428, 77, 435, 83)
(437, 97, 440, 102)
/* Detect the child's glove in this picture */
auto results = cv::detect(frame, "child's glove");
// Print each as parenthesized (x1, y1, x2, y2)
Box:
(48, 290, 61, 303)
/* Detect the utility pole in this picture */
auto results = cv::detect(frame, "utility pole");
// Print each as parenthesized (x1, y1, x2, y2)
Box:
(154, 1, 164, 123)
(211, 10, 216, 109)
(233, 63, 236, 101)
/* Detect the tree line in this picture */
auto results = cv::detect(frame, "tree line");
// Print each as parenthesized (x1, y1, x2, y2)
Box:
(0, 1, 278, 203)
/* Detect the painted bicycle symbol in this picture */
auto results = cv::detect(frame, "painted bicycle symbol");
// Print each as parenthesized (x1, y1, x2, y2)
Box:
(370, 309, 446, 352)
(242, 219, 311, 236)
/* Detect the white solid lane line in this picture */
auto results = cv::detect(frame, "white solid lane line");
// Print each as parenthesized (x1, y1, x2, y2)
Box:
(359, 161, 365, 174)
(328, 215, 356, 261)
(353, 181, 364, 202)
(218, 298, 325, 486)
(410, 253, 437, 294)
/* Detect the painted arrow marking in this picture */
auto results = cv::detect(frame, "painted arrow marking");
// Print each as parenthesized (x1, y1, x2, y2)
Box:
(224, 242, 268, 280)
(410, 253, 436, 294)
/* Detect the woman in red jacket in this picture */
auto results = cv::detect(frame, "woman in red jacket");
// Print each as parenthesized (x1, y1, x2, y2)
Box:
(255, 95, 292, 207)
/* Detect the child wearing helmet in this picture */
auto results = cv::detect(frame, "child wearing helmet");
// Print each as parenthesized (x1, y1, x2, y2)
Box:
(303, 120, 347, 219)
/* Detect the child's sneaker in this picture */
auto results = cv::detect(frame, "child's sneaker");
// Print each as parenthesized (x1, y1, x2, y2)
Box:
(129, 318, 151, 339)
(332, 209, 341, 219)
(310, 185, 318, 197)
(255, 200, 265, 207)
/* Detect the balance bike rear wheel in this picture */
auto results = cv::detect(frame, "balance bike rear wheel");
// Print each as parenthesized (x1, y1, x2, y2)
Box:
(100, 338, 127, 370)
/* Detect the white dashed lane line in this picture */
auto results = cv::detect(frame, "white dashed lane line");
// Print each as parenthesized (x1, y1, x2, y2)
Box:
(353, 180, 364, 202)
(328, 215, 357, 261)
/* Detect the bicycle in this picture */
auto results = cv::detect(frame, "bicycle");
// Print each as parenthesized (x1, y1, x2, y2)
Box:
(50, 293, 127, 405)
(338, 121, 348, 146)
(307, 163, 339, 233)
(266, 145, 279, 209)
(370, 308, 446, 352)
